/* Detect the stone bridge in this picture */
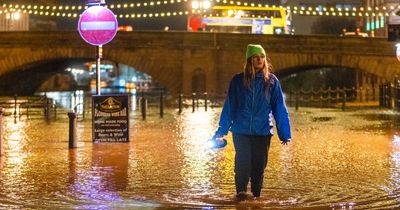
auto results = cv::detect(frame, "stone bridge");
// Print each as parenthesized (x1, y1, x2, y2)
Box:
(0, 31, 398, 95)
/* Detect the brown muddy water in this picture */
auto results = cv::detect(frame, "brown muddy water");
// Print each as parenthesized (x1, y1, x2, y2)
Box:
(0, 106, 399, 209)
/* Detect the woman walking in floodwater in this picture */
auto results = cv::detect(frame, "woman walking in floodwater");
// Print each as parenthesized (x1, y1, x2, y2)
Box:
(212, 44, 292, 201)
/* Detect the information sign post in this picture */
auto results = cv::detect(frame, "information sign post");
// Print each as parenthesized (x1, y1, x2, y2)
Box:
(78, 1, 129, 143)
(92, 95, 129, 143)
(78, 2, 118, 95)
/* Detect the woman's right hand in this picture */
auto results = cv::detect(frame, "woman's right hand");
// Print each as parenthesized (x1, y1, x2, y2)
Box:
(212, 133, 224, 141)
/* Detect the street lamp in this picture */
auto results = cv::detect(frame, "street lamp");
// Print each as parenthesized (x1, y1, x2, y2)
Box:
(187, 0, 211, 31)
(191, 0, 211, 10)
(12, 12, 20, 20)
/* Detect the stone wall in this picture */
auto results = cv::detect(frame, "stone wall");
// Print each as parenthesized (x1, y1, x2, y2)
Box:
(0, 31, 398, 96)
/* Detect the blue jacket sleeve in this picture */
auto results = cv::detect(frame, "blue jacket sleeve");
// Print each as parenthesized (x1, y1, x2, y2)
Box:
(215, 77, 235, 136)
(271, 77, 292, 142)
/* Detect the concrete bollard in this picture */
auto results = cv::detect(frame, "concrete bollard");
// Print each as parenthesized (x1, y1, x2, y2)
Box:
(382, 84, 387, 107)
(160, 91, 164, 118)
(192, 93, 196, 112)
(26, 100, 29, 119)
(54, 103, 57, 119)
(0, 107, 3, 156)
(204, 92, 208, 111)
(372, 86, 376, 101)
(178, 94, 183, 114)
(210, 95, 214, 109)
(13, 94, 17, 117)
(68, 112, 78, 149)
(141, 97, 147, 120)
(342, 90, 347, 111)
(327, 87, 332, 106)
(379, 85, 385, 107)
(82, 102, 85, 119)
(45, 98, 51, 121)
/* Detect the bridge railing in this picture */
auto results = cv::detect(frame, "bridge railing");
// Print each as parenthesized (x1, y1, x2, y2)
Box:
(380, 82, 400, 111)
(286, 86, 379, 110)
(0, 94, 74, 122)
(137, 86, 380, 115)
(1, 84, 391, 122)
(0, 95, 53, 118)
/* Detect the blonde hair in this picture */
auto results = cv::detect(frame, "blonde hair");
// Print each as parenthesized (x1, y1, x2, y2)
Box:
(243, 56, 271, 88)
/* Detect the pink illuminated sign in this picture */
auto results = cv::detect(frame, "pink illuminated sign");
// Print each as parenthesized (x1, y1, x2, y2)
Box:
(78, 6, 118, 46)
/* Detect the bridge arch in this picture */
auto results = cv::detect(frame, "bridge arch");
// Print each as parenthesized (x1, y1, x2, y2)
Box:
(0, 57, 92, 95)
(0, 47, 183, 95)
(106, 48, 183, 94)
(275, 63, 383, 90)
(271, 53, 395, 82)
(0, 31, 399, 96)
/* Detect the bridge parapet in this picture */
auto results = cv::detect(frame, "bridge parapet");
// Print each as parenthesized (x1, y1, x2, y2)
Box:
(0, 31, 398, 95)
(0, 31, 394, 55)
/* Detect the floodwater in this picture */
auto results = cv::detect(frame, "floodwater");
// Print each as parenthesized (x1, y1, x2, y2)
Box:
(0, 104, 399, 209)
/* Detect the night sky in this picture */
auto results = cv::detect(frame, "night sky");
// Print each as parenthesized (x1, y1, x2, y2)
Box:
(4, 0, 282, 31)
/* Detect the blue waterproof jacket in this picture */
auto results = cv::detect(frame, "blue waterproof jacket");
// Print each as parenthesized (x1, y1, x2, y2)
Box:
(216, 71, 291, 142)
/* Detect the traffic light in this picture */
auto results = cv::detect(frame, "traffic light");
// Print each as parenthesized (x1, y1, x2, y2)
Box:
(388, 24, 400, 41)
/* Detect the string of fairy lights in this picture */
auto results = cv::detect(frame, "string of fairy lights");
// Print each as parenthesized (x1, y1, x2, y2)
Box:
(1, 0, 400, 19)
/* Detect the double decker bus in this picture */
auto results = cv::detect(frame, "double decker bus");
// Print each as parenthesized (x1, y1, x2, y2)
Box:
(199, 5, 288, 34)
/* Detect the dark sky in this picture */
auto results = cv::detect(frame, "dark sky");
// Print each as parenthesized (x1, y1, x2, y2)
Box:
(5, 0, 282, 31)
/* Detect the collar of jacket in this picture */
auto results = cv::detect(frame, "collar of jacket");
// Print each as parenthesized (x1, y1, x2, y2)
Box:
(255, 70, 264, 78)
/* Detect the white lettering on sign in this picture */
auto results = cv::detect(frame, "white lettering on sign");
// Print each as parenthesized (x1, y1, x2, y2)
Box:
(81, 21, 116, 30)
(95, 110, 111, 117)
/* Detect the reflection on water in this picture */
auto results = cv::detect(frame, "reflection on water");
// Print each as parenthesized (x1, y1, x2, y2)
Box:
(0, 106, 399, 209)
(387, 133, 400, 208)
(67, 144, 130, 208)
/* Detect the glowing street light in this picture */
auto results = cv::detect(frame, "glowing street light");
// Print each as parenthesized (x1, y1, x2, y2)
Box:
(12, 12, 20, 20)
(191, 0, 210, 10)
(192, 1, 200, 9)
(203, 1, 211, 9)
(5, 12, 20, 20)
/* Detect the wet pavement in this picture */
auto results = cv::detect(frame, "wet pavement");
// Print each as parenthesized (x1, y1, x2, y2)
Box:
(0, 106, 399, 209)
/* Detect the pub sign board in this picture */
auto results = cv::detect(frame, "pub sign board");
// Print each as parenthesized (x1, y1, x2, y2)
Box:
(92, 94, 129, 143)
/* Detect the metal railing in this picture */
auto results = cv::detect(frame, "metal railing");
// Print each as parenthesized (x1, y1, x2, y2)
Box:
(286, 86, 379, 110)
(380, 82, 400, 111)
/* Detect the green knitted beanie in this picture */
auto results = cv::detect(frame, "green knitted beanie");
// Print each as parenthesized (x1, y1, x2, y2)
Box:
(246, 44, 266, 59)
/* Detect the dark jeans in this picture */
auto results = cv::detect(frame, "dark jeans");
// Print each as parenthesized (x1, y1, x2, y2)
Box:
(232, 133, 271, 197)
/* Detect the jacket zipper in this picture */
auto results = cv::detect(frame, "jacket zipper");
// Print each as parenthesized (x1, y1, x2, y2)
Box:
(250, 81, 255, 133)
